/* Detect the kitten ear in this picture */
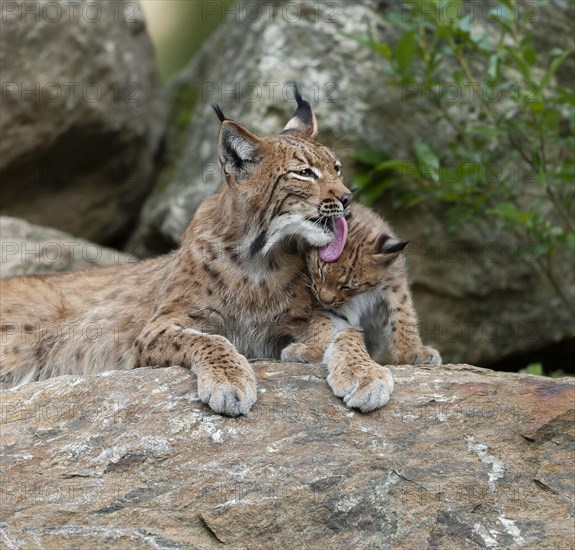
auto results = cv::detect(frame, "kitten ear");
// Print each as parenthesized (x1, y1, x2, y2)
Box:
(374, 234, 409, 263)
(281, 83, 318, 139)
(217, 118, 264, 181)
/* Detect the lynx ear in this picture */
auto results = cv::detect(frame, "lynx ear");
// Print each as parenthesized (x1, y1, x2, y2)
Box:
(217, 119, 264, 181)
(374, 234, 409, 263)
(281, 84, 318, 139)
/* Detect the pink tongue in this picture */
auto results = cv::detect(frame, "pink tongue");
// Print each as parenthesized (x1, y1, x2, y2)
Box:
(319, 216, 348, 262)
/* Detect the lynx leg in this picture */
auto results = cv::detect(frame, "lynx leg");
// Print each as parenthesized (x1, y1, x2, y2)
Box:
(280, 315, 342, 363)
(325, 329, 394, 412)
(389, 280, 441, 365)
(133, 321, 256, 417)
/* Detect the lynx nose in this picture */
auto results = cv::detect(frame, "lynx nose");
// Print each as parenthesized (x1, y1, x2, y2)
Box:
(340, 193, 352, 209)
(317, 289, 336, 306)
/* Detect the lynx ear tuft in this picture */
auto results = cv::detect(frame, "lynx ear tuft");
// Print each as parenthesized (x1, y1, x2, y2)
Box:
(217, 121, 263, 180)
(211, 103, 228, 123)
(281, 83, 318, 139)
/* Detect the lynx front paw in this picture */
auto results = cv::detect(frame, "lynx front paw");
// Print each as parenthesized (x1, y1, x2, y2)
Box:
(280, 342, 324, 363)
(197, 358, 257, 417)
(399, 346, 442, 365)
(327, 364, 394, 413)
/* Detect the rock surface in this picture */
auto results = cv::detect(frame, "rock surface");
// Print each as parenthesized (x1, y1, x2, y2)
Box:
(0, 217, 135, 278)
(0, 0, 166, 245)
(129, 0, 575, 366)
(1, 362, 573, 549)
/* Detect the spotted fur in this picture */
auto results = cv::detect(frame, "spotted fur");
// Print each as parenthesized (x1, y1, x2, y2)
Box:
(0, 89, 353, 417)
(311, 203, 441, 364)
(281, 203, 441, 410)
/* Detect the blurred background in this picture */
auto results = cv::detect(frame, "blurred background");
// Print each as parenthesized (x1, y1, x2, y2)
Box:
(1, 0, 573, 375)
(141, 1, 235, 82)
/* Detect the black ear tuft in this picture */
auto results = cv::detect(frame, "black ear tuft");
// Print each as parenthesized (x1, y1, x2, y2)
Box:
(292, 82, 304, 107)
(377, 234, 409, 255)
(211, 103, 227, 122)
(281, 82, 318, 139)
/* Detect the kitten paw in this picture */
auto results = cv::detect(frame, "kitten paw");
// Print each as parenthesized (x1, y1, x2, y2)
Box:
(281, 343, 324, 363)
(197, 358, 257, 417)
(400, 346, 442, 365)
(328, 364, 394, 413)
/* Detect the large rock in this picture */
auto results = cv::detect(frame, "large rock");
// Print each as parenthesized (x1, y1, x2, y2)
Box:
(0, 0, 166, 245)
(129, 0, 574, 365)
(0, 217, 135, 278)
(1, 362, 573, 548)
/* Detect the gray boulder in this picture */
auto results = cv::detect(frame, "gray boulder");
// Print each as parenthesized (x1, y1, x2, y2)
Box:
(0, 0, 166, 245)
(1, 362, 573, 548)
(0, 217, 135, 278)
(130, 0, 574, 365)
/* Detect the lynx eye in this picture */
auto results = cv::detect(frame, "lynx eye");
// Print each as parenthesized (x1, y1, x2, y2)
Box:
(334, 163, 342, 175)
(340, 284, 354, 291)
(298, 168, 316, 178)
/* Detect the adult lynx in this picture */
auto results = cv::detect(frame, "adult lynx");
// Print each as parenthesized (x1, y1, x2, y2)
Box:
(1, 88, 366, 416)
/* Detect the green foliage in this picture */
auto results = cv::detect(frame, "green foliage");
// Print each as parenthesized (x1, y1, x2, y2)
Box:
(520, 362, 569, 378)
(353, 0, 574, 261)
(520, 362, 544, 376)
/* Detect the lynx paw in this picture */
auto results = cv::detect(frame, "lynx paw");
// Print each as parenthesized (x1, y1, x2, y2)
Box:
(400, 346, 442, 365)
(327, 364, 394, 413)
(281, 342, 324, 363)
(197, 358, 257, 417)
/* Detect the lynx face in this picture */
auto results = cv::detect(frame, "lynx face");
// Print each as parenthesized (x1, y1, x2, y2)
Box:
(248, 135, 350, 254)
(214, 87, 351, 260)
(307, 204, 408, 308)
(308, 247, 382, 308)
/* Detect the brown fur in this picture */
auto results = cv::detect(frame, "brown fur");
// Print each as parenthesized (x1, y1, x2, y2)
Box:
(1, 92, 355, 416)
(281, 203, 441, 410)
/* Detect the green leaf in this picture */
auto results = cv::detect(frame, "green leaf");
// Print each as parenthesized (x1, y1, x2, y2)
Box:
(355, 176, 398, 204)
(474, 34, 495, 54)
(404, 194, 424, 208)
(351, 172, 371, 189)
(542, 108, 560, 134)
(555, 85, 575, 106)
(384, 11, 417, 32)
(540, 49, 573, 94)
(396, 31, 418, 74)
(536, 167, 548, 187)
(440, 0, 462, 22)
(488, 203, 532, 224)
(487, 53, 500, 81)
(550, 370, 567, 379)
(467, 125, 501, 140)
(456, 13, 472, 33)
(520, 363, 544, 376)
(353, 149, 390, 167)
(375, 42, 393, 59)
(347, 33, 393, 58)
(373, 159, 417, 174)
(346, 33, 373, 48)
(413, 142, 440, 182)
(523, 44, 537, 66)
(489, 3, 513, 25)
(504, 45, 531, 80)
